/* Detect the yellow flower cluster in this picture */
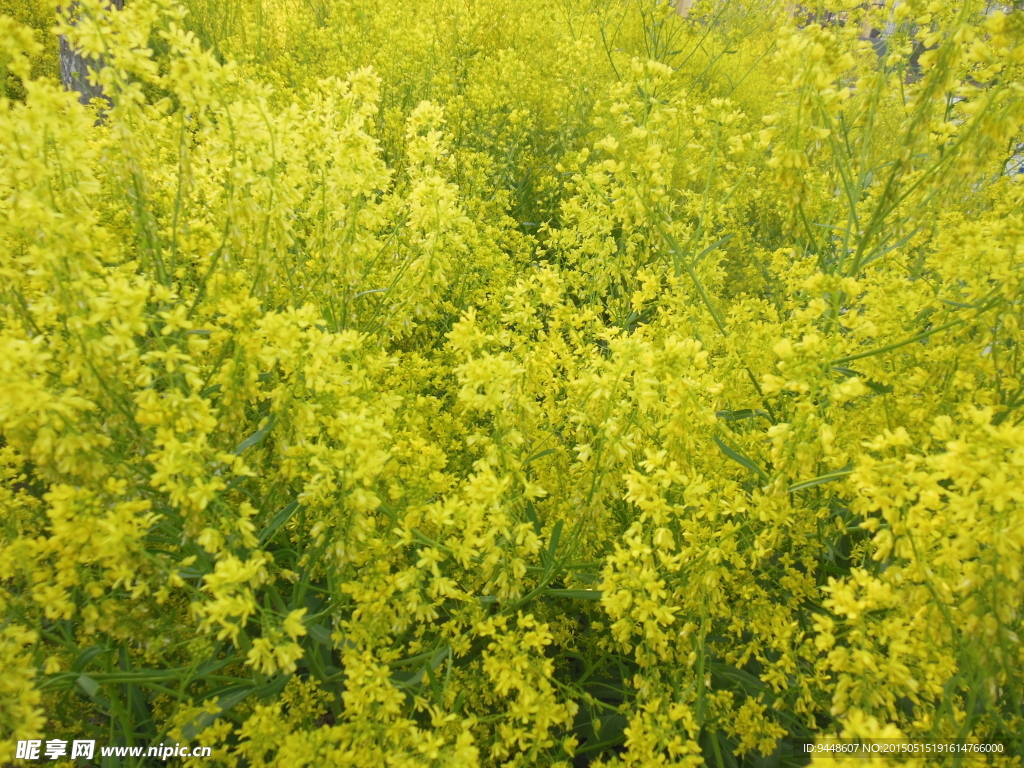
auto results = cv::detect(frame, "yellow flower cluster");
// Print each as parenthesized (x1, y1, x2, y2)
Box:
(1, 0, 1023, 765)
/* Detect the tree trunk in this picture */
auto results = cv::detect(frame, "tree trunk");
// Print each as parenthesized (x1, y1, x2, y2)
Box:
(58, 0, 125, 107)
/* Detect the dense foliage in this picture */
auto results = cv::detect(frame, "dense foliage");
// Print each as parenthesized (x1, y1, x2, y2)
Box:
(2, 0, 1024, 765)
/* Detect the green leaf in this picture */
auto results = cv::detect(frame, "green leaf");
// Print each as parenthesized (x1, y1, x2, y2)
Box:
(195, 656, 236, 678)
(546, 519, 564, 563)
(258, 499, 300, 546)
(524, 502, 542, 536)
(830, 366, 859, 378)
(76, 674, 100, 698)
(694, 233, 735, 265)
(788, 465, 854, 493)
(257, 674, 292, 700)
(234, 413, 277, 455)
(71, 645, 109, 674)
(831, 367, 893, 394)
(715, 408, 770, 422)
(708, 660, 765, 695)
(858, 228, 920, 271)
(713, 435, 769, 483)
(541, 589, 603, 600)
(307, 624, 333, 647)
(522, 448, 556, 466)
(392, 646, 450, 690)
(182, 685, 256, 740)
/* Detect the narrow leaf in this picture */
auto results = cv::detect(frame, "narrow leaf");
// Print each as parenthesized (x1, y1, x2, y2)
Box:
(546, 519, 564, 563)
(694, 233, 735, 265)
(788, 466, 854, 493)
(541, 589, 604, 600)
(522, 448, 556, 466)
(234, 413, 277, 455)
(713, 435, 769, 483)
(182, 685, 256, 740)
(715, 408, 770, 422)
(307, 624, 333, 647)
(257, 674, 292, 700)
(258, 499, 300, 546)
(71, 646, 108, 674)
(524, 502, 542, 536)
(76, 674, 99, 698)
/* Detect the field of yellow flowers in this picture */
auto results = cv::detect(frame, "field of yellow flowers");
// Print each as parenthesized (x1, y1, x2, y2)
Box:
(1, 0, 1023, 765)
